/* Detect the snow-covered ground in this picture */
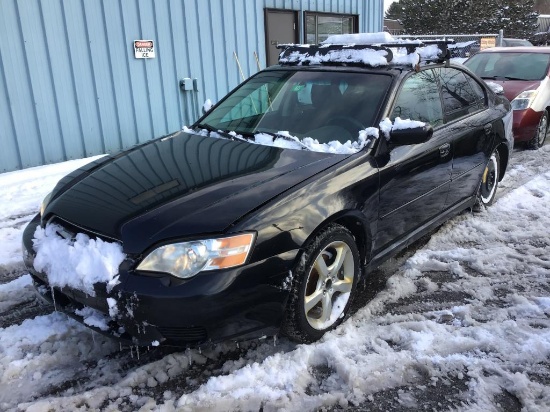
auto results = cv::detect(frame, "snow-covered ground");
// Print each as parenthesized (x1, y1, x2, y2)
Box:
(1, 144, 550, 411)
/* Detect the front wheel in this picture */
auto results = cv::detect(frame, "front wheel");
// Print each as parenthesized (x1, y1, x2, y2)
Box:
(474, 149, 500, 210)
(281, 224, 359, 343)
(528, 110, 548, 150)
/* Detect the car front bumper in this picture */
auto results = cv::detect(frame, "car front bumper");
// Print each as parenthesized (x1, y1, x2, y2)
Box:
(513, 108, 543, 142)
(23, 214, 298, 346)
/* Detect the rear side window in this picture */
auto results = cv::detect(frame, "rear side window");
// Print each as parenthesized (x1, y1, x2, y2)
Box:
(437, 68, 481, 122)
(390, 69, 444, 128)
(466, 76, 487, 107)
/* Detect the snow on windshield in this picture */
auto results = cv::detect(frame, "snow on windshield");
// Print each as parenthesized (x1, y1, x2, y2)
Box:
(184, 118, 425, 155)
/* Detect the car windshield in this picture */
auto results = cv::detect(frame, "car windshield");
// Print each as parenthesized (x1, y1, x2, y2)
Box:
(465, 52, 550, 81)
(199, 70, 392, 145)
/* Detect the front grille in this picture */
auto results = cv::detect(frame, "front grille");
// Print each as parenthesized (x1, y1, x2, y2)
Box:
(47, 216, 120, 243)
(157, 326, 208, 343)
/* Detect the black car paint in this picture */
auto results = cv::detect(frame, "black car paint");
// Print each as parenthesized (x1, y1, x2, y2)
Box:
(23, 63, 511, 346)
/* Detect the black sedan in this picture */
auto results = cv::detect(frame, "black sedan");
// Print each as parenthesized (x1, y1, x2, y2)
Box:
(23, 43, 512, 346)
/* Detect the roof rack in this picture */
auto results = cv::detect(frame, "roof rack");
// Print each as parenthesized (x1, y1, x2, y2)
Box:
(277, 40, 455, 67)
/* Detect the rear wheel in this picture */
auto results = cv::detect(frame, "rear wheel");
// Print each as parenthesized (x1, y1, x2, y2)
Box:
(528, 110, 548, 150)
(281, 224, 359, 343)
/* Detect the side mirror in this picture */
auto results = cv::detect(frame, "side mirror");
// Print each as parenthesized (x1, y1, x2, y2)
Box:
(389, 125, 433, 146)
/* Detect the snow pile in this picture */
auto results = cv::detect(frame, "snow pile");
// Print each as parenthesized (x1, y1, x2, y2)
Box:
(486, 81, 504, 94)
(380, 117, 426, 140)
(323, 32, 396, 45)
(186, 118, 424, 154)
(74, 307, 111, 331)
(254, 129, 378, 154)
(32, 224, 126, 296)
(0, 312, 116, 408)
(203, 98, 213, 112)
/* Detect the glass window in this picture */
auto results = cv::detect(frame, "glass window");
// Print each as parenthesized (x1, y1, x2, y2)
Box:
(390, 69, 444, 128)
(465, 52, 550, 81)
(437, 68, 480, 121)
(304, 12, 357, 44)
(201, 70, 392, 144)
(466, 76, 487, 107)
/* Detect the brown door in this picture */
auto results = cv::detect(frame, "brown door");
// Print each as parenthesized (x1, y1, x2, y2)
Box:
(265, 9, 299, 66)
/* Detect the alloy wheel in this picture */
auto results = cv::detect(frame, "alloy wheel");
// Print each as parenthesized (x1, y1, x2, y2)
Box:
(303, 241, 355, 330)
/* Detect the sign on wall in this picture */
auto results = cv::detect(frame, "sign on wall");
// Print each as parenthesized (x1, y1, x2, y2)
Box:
(134, 40, 155, 59)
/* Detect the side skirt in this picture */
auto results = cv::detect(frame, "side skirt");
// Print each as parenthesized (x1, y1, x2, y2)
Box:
(366, 195, 475, 272)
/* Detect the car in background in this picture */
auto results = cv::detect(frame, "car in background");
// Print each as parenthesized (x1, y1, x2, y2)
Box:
(23, 37, 512, 347)
(449, 40, 480, 58)
(501, 38, 533, 47)
(531, 30, 549, 46)
(465, 47, 550, 149)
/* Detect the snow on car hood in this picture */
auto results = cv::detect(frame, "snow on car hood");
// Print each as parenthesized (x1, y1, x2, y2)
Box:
(42, 131, 348, 253)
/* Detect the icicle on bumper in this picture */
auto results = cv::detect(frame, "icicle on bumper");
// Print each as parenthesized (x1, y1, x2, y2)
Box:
(32, 224, 126, 296)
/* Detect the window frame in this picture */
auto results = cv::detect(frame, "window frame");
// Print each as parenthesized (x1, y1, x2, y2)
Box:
(303, 11, 359, 44)
(435, 67, 487, 125)
(388, 68, 445, 130)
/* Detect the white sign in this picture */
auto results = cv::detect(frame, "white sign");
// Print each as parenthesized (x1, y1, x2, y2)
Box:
(134, 40, 155, 59)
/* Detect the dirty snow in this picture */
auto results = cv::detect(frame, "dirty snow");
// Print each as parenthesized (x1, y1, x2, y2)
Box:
(0, 141, 549, 410)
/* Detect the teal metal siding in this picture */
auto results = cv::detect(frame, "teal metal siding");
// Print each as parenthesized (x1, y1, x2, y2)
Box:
(0, 0, 382, 172)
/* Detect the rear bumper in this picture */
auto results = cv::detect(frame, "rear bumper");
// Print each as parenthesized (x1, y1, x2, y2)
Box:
(513, 108, 542, 142)
(23, 214, 298, 346)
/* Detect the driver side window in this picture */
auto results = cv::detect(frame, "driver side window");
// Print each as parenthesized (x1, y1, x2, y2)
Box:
(391, 69, 444, 128)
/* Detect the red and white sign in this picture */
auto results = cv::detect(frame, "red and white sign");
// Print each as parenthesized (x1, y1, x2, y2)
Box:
(134, 40, 155, 59)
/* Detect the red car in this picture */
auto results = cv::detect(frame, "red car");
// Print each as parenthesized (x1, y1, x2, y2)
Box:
(465, 47, 550, 149)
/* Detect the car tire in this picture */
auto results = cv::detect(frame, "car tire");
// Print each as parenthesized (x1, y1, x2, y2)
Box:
(528, 110, 548, 150)
(474, 149, 500, 211)
(281, 224, 359, 343)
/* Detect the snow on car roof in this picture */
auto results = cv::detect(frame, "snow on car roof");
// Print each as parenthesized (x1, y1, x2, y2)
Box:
(278, 32, 451, 68)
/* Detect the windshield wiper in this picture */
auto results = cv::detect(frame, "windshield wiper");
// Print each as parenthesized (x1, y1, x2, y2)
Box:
(195, 123, 248, 142)
(255, 130, 309, 150)
(482, 75, 524, 81)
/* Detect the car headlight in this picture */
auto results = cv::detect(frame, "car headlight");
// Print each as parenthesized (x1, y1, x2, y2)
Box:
(136, 233, 255, 279)
(40, 192, 53, 217)
(511, 90, 538, 111)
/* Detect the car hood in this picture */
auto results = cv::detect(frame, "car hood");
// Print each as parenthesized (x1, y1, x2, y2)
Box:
(487, 79, 542, 101)
(44, 131, 347, 253)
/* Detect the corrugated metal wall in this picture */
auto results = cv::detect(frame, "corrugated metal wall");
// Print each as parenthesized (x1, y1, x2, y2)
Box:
(0, 0, 383, 172)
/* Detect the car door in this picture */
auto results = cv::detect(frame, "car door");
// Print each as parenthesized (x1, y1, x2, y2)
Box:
(436, 67, 494, 207)
(374, 68, 453, 253)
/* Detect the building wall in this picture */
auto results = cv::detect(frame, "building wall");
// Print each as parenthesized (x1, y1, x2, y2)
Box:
(0, 0, 383, 172)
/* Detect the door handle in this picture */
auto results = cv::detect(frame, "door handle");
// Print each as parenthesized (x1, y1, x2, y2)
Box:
(484, 124, 493, 135)
(439, 143, 451, 158)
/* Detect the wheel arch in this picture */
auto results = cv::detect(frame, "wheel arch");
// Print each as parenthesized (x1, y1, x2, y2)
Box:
(495, 142, 509, 181)
(299, 210, 372, 271)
